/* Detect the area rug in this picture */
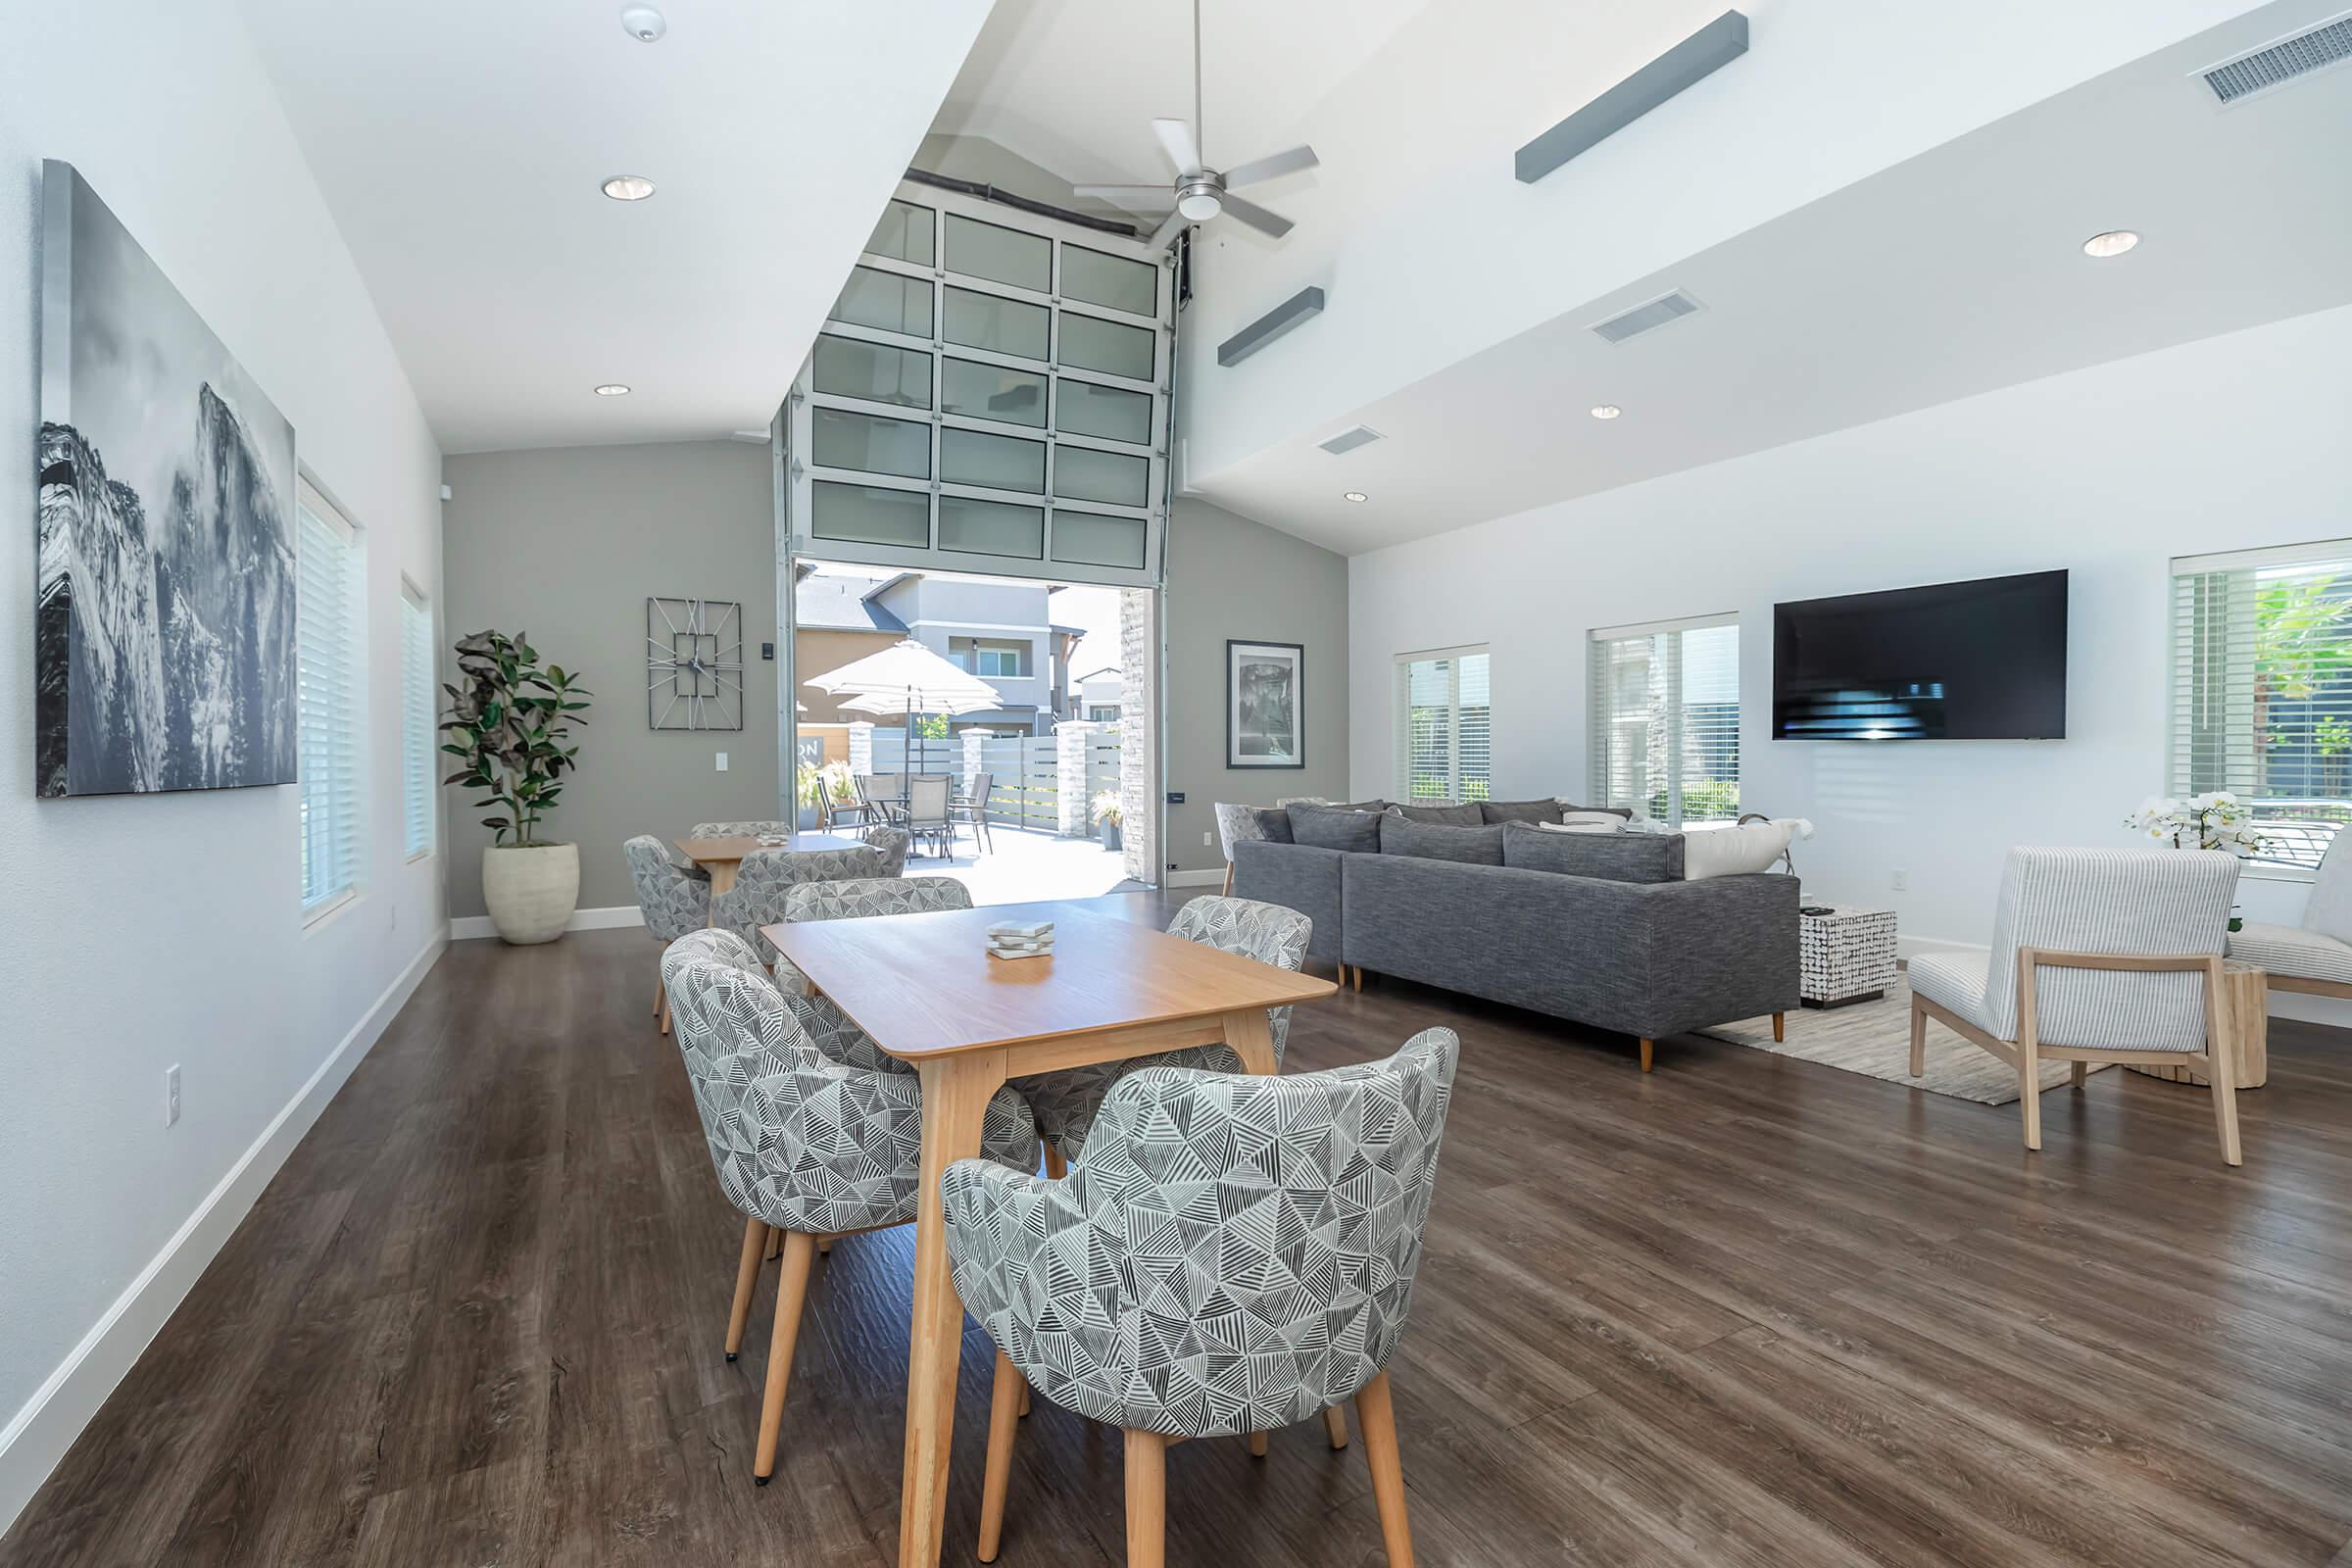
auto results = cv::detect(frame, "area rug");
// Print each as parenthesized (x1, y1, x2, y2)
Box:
(1696, 977, 2113, 1105)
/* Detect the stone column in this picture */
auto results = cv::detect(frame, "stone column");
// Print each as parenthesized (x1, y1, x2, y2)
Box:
(960, 729, 991, 796)
(1118, 590, 1156, 883)
(848, 721, 873, 777)
(1056, 722, 1096, 837)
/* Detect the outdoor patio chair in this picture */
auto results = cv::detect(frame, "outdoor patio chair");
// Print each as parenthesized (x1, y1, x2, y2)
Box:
(904, 776, 956, 858)
(953, 771, 997, 854)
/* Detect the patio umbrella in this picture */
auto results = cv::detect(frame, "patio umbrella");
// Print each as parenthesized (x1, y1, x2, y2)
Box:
(807, 639, 1002, 773)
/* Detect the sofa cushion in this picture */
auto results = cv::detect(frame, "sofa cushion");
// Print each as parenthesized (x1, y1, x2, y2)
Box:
(2229, 921, 2352, 985)
(1328, 799, 1389, 813)
(1379, 813, 1505, 865)
(1392, 802, 1487, 827)
(1479, 799, 1567, 826)
(1501, 820, 1684, 882)
(1555, 801, 1634, 819)
(1538, 811, 1639, 832)
(1288, 805, 1383, 853)
(1250, 807, 1296, 843)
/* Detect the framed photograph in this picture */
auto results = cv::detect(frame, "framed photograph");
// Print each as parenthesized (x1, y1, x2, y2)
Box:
(1226, 639, 1304, 769)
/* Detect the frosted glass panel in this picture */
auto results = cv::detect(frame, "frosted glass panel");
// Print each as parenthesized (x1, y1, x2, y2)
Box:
(946, 214, 1050, 291)
(810, 334, 930, 408)
(941, 427, 1046, 493)
(1061, 245, 1156, 316)
(1054, 446, 1149, 508)
(1052, 511, 1147, 569)
(812, 408, 929, 479)
(939, 497, 1044, 560)
(1054, 379, 1152, 445)
(941, 358, 1047, 427)
(945, 287, 1049, 361)
(811, 481, 928, 548)
(865, 200, 935, 266)
(830, 266, 932, 336)
(1060, 313, 1153, 380)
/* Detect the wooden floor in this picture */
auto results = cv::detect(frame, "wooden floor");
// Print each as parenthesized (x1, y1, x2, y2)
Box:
(8, 892, 2352, 1567)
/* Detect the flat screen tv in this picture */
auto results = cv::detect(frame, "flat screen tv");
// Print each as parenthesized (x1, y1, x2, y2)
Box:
(1772, 569, 2068, 740)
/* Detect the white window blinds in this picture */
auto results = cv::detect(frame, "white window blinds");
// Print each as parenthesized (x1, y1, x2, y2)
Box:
(297, 484, 366, 913)
(1589, 614, 1740, 827)
(401, 585, 435, 860)
(1394, 647, 1491, 802)
(2170, 541, 2352, 871)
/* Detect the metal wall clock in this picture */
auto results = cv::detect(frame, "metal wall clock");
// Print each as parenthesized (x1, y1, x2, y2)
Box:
(646, 598, 744, 731)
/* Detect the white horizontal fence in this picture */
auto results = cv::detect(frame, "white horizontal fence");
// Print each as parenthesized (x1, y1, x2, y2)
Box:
(861, 724, 1122, 835)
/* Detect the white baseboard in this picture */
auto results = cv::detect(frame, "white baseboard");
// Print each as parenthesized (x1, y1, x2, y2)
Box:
(1162, 868, 1227, 888)
(1897, 932, 1989, 963)
(448, 904, 644, 941)
(0, 932, 447, 1539)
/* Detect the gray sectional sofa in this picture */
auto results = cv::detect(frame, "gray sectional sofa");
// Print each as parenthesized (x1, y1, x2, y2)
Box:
(1231, 802, 1799, 1070)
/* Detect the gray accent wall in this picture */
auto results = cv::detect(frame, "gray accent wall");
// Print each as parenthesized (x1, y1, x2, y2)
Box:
(1162, 499, 1350, 874)
(441, 441, 779, 918)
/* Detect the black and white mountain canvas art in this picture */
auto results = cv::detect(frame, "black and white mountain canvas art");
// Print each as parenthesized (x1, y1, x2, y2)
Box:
(35, 160, 298, 798)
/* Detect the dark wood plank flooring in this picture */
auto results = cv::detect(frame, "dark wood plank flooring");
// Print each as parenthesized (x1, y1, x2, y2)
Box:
(7, 891, 2352, 1566)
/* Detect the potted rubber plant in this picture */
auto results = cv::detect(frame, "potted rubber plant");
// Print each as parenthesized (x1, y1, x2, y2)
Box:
(441, 630, 592, 944)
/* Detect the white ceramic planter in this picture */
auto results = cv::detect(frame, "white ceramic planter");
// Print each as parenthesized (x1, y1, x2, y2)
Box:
(482, 843, 579, 945)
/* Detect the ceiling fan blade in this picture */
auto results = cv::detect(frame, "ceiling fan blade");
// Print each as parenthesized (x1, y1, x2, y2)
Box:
(1152, 118, 1203, 175)
(1221, 144, 1319, 189)
(1147, 209, 1191, 251)
(1217, 193, 1295, 239)
(1073, 184, 1176, 205)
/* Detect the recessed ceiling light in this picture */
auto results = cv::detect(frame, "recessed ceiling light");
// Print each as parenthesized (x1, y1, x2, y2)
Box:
(594, 383, 631, 396)
(2082, 229, 2139, 259)
(619, 5, 666, 42)
(1590, 404, 1622, 419)
(602, 174, 657, 202)
(1343, 491, 1368, 503)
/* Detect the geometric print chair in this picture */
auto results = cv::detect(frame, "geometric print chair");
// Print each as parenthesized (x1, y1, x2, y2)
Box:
(623, 834, 711, 1034)
(944, 1026, 1460, 1567)
(768, 874, 974, 1004)
(691, 818, 797, 838)
(1908, 846, 2246, 1164)
(659, 927, 1041, 1484)
(1211, 802, 1267, 896)
(1013, 896, 1312, 1167)
(710, 828, 912, 965)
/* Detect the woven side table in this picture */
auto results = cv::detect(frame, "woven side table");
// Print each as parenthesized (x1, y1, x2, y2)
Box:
(1799, 906, 1898, 1008)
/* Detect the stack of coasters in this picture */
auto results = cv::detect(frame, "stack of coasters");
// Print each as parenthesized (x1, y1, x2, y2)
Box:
(985, 918, 1055, 960)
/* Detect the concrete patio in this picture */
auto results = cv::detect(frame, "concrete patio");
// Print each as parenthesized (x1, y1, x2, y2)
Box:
(897, 820, 1143, 905)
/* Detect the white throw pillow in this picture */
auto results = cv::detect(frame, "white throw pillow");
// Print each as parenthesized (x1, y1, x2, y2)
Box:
(1682, 817, 1811, 880)
(1535, 811, 1629, 834)
(2304, 829, 2352, 944)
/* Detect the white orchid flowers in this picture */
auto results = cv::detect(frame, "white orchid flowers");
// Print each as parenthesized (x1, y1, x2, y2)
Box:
(2124, 793, 2268, 858)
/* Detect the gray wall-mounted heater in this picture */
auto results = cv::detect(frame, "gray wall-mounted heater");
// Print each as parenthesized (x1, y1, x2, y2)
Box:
(1515, 10, 1748, 184)
(1217, 286, 1326, 367)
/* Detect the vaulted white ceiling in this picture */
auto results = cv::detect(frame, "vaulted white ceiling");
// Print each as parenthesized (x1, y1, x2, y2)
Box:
(240, 0, 996, 454)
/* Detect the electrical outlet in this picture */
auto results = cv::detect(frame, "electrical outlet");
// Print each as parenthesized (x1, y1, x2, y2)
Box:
(1202, 831, 1211, 847)
(715, 751, 729, 772)
(166, 1064, 181, 1128)
(1891, 868, 1909, 892)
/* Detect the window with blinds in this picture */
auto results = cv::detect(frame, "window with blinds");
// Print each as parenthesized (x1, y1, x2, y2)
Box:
(297, 484, 366, 914)
(1394, 647, 1491, 802)
(1589, 614, 1740, 827)
(401, 584, 436, 860)
(2170, 541, 2352, 872)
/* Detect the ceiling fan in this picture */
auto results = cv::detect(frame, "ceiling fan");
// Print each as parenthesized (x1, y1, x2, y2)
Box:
(1073, 0, 1318, 249)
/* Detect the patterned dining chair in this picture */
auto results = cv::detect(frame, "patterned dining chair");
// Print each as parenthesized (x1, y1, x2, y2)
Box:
(1212, 802, 1268, 896)
(946, 1027, 1459, 1568)
(710, 832, 908, 964)
(768, 874, 972, 1004)
(692, 819, 796, 839)
(662, 928, 1040, 1484)
(1908, 847, 2246, 1162)
(623, 835, 712, 1034)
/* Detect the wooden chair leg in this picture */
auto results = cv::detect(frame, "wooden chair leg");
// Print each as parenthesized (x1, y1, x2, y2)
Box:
(725, 1216, 767, 1361)
(2016, 1041, 2042, 1152)
(654, 969, 665, 1019)
(1221, 862, 1234, 897)
(1043, 1144, 1067, 1180)
(1908, 998, 1927, 1077)
(753, 1231, 816, 1484)
(817, 1236, 833, 1256)
(765, 1228, 781, 1261)
(1323, 1404, 1350, 1450)
(659, 985, 671, 1036)
(1771, 1011, 1786, 1043)
(1124, 1429, 1168, 1568)
(2204, 963, 2243, 1166)
(1018, 1381, 1032, 1418)
(1355, 1371, 1414, 1568)
(2069, 1060, 2088, 1089)
(1638, 1037, 1654, 1073)
(1248, 1430, 1268, 1458)
(977, 1351, 1023, 1563)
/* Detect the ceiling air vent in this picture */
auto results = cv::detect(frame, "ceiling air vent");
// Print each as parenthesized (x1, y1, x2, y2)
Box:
(2200, 13, 2352, 104)
(1318, 424, 1385, 456)
(1589, 289, 1702, 345)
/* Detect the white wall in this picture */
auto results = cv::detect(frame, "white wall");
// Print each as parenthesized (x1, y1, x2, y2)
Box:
(0, 0, 445, 1531)
(1348, 306, 2352, 997)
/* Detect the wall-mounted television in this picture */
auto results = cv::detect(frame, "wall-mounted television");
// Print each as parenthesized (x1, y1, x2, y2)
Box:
(1772, 569, 2068, 740)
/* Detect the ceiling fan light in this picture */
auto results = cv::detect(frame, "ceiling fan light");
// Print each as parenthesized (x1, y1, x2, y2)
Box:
(1177, 190, 1222, 221)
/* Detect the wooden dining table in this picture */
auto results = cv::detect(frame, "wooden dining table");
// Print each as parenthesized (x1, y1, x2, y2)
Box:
(763, 898, 1338, 1568)
(671, 831, 862, 896)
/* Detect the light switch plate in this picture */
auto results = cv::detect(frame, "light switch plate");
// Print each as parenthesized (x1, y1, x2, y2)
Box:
(715, 752, 729, 772)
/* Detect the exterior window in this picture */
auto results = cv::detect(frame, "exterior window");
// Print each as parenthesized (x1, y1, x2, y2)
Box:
(1394, 646, 1490, 802)
(297, 482, 366, 915)
(1089, 705, 1121, 723)
(1590, 615, 1740, 827)
(401, 585, 435, 860)
(952, 637, 1031, 678)
(2171, 541, 2352, 872)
